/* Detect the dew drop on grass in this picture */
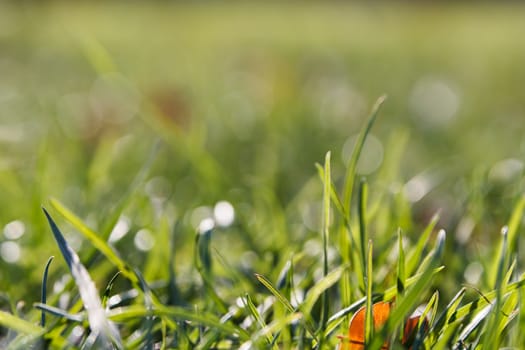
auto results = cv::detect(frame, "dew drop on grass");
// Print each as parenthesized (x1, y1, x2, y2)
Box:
(3, 220, 25, 240)
(214, 200, 235, 227)
(134, 229, 155, 252)
(0, 241, 21, 263)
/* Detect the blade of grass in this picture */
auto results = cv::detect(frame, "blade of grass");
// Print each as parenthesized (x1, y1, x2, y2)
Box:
(411, 291, 438, 350)
(358, 177, 369, 290)
(243, 293, 275, 347)
(0, 310, 44, 336)
(301, 265, 345, 317)
(365, 240, 373, 347)
(318, 151, 331, 345)
(482, 227, 508, 349)
(49, 198, 137, 284)
(34, 303, 84, 323)
(255, 273, 317, 341)
(43, 208, 122, 348)
(108, 304, 249, 340)
(429, 287, 466, 339)
(40, 256, 54, 327)
(242, 312, 303, 349)
(397, 229, 406, 295)
(342, 95, 386, 219)
(194, 228, 228, 314)
(406, 212, 440, 277)
(489, 194, 525, 286)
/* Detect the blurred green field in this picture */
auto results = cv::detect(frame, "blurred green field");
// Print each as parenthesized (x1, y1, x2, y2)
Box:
(1, 2, 525, 348)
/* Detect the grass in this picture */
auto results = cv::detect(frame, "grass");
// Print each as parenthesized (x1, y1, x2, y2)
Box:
(1, 1, 525, 349)
(1, 96, 524, 348)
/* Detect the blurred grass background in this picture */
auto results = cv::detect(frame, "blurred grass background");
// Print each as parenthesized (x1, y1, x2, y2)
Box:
(1, 1, 525, 305)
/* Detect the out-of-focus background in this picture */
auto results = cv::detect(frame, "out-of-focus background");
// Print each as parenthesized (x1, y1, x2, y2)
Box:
(1, 2, 524, 301)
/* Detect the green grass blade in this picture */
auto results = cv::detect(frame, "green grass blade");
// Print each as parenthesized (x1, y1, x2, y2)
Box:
(255, 273, 317, 341)
(316, 163, 345, 220)
(319, 151, 331, 341)
(243, 293, 275, 347)
(488, 194, 525, 288)
(43, 208, 123, 348)
(358, 177, 369, 287)
(0, 310, 44, 335)
(34, 303, 84, 323)
(48, 198, 137, 284)
(406, 212, 440, 277)
(108, 304, 249, 340)
(482, 228, 508, 349)
(243, 312, 303, 349)
(397, 229, 406, 295)
(40, 256, 54, 327)
(301, 265, 345, 317)
(365, 240, 373, 346)
(430, 287, 466, 340)
(255, 273, 294, 314)
(342, 95, 386, 220)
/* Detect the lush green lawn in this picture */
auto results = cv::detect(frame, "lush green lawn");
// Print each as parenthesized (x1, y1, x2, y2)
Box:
(0, 2, 524, 348)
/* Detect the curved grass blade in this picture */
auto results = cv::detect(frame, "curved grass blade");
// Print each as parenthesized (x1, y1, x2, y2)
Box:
(482, 228, 508, 349)
(318, 151, 331, 346)
(43, 208, 122, 349)
(488, 195, 525, 287)
(40, 256, 54, 327)
(365, 240, 373, 346)
(255, 273, 317, 341)
(194, 228, 228, 314)
(243, 293, 275, 347)
(342, 95, 386, 219)
(406, 212, 439, 277)
(432, 287, 465, 331)
(315, 163, 345, 220)
(49, 198, 137, 284)
(248, 312, 303, 347)
(397, 229, 406, 295)
(102, 272, 122, 309)
(301, 265, 345, 318)
(411, 291, 438, 350)
(108, 304, 249, 340)
(456, 303, 493, 346)
(0, 310, 44, 336)
(34, 303, 84, 323)
(451, 272, 525, 324)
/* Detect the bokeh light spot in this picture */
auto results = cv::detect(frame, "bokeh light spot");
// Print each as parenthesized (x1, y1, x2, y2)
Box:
(134, 229, 155, 252)
(3, 220, 25, 240)
(464, 261, 483, 285)
(410, 77, 460, 128)
(214, 201, 235, 227)
(1, 241, 21, 263)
